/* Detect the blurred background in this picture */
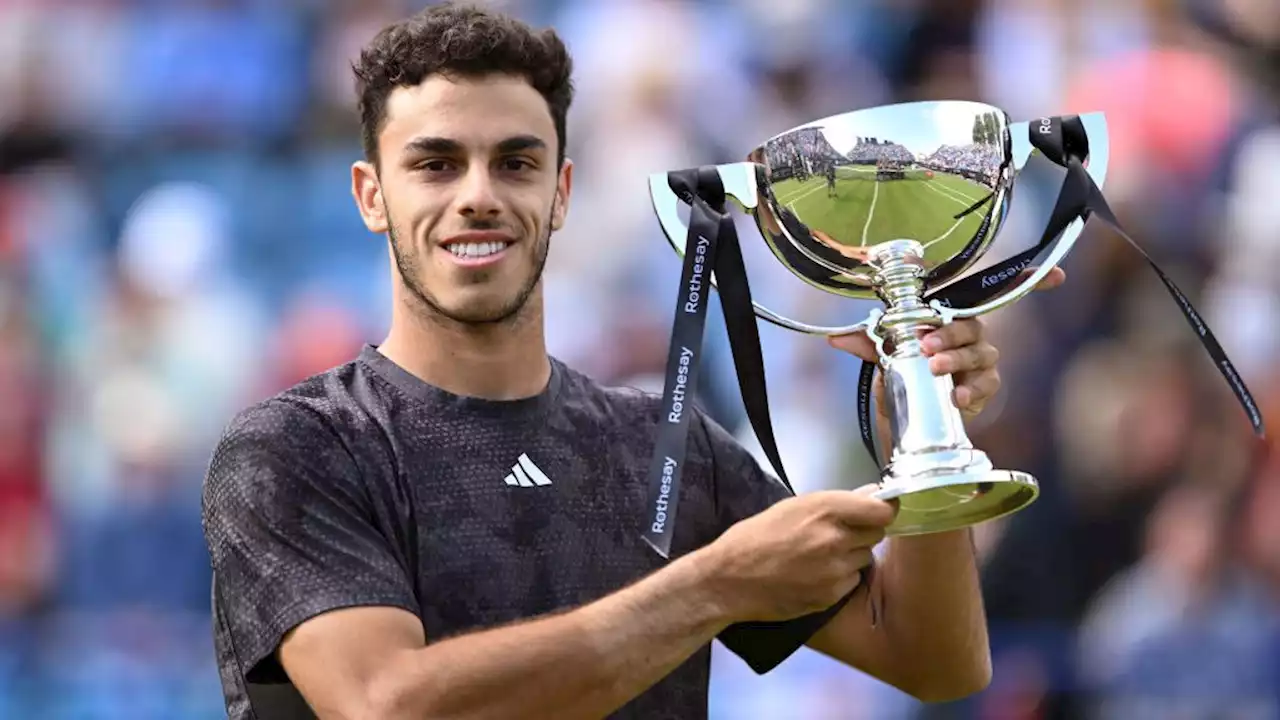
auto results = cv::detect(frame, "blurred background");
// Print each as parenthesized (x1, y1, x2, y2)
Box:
(1, 0, 1278, 717)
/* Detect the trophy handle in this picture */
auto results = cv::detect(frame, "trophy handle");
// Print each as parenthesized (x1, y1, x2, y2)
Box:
(930, 111, 1110, 323)
(648, 162, 874, 337)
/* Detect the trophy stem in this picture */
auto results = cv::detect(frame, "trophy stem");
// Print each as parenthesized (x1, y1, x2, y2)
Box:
(869, 240, 969, 462)
(866, 240, 1038, 535)
(869, 240, 942, 357)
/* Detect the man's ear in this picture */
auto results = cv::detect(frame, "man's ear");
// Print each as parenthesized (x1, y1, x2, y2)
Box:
(551, 158, 573, 231)
(352, 160, 388, 234)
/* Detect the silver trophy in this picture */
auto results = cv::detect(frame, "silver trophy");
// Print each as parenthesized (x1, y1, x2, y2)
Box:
(648, 101, 1110, 536)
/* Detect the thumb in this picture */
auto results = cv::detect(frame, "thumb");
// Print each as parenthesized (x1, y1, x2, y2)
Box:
(828, 332, 878, 362)
(852, 483, 882, 497)
(850, 483, 900, 520)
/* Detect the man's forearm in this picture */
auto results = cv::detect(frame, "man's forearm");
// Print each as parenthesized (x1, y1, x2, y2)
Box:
(869, 408, 991, 696)
(372, 551, 731, 720)
(880, 529, 991, 699)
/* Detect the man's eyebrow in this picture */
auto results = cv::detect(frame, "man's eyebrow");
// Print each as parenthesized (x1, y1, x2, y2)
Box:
(403, 136, 464, 155)
(495, 135, 547, 154)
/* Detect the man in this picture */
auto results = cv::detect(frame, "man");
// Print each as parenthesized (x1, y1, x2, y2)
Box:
(201, 4, 1065, 719)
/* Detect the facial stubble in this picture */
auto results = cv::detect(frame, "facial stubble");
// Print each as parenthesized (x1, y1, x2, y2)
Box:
(386, 205, 553, 327)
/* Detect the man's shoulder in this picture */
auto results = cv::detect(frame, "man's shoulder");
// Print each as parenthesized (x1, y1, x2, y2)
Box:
(204, 359, 379, 506)
(219, 358, 378, 447)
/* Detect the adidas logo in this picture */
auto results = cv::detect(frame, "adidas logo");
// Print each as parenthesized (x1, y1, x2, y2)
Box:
(504, 453, 553, 488)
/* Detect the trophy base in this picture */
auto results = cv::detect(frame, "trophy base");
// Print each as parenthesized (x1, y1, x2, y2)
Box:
(870, 468, 1039, 536)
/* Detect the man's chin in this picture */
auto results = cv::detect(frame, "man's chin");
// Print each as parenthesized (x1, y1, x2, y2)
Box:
(429, 294, 529, 326)
(443, 307, 521, 325)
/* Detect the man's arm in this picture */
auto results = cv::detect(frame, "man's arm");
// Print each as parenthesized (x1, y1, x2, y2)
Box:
(281, 550, 729, 720)
(801, 363, 990, 701)
(808, 296, 1074, 700)
(206, 400, 737, 718)
(805, 530, 992, 703)
(208, 401, 885, 720)
(702, 414, 991, 701)
(284, 485, 895, 720)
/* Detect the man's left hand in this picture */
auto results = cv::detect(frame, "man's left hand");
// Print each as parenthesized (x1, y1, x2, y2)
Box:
(827, 267, 1066, 419)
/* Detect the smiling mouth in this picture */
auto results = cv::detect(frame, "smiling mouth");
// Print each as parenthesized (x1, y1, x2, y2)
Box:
(444, 240, 511, 259)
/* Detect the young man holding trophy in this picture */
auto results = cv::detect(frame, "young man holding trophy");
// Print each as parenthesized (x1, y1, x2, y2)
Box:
(199, 3, 1263, 719)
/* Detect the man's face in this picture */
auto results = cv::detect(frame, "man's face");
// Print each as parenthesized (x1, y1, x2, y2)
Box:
(354, 74, 571, 325)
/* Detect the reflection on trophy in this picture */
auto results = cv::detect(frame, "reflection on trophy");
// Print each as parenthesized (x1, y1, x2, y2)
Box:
(644, 99, 1259, 550)
(649, 101, 1106, 536)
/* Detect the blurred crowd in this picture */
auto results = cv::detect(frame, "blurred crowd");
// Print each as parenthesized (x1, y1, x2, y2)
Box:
(2, 0, 1279, 717)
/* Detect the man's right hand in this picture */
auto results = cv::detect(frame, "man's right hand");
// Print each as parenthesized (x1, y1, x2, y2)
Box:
(268, 483, 896, 720)
(700, 486, 897, 623)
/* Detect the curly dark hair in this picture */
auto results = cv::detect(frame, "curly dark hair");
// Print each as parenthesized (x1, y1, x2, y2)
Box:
(352, 2, 575, 168)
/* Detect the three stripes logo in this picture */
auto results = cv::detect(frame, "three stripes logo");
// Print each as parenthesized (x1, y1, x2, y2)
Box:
(504, 453, 553, 488)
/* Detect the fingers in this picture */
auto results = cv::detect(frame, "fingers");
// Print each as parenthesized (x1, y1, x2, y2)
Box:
(928, 337, 999, 375)
(849, 483, 884, 499)
(844, 527, 888, 551)
(1017, 265, 1067, 291)
(827, 331, 878, 363)
(953, 367, 1001, 413)
(802, 488, 897, 530)
(845, 549, 875, 577)
(819, 487, 899, 531)
(834, 269, 1062, 366)
(921, 318, 983, 356)
(845, 570, 863, 592)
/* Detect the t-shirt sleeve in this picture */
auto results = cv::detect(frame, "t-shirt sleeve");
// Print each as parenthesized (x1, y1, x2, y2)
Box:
(202, 400, 419, 684)
(698, 410, 854, 675)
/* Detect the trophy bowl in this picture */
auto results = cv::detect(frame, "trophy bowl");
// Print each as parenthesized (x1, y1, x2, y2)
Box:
(648, 101, 1112, 536)
(746, 100, 1013, 302)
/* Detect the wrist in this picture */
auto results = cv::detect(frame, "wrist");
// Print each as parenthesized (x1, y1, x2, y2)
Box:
(675, 544, 744, 628)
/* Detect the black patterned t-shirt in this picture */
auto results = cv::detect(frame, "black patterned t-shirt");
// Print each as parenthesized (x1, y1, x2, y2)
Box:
(202, 345, 846, 719)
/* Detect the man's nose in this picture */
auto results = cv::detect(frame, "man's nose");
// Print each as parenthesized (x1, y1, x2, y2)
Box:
(456, 166, 501, 219)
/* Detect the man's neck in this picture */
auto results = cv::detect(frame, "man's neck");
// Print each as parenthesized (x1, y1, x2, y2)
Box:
(378, 294, 552, 402)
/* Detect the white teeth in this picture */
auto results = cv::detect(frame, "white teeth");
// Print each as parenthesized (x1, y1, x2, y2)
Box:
(446, 241, 508, 258)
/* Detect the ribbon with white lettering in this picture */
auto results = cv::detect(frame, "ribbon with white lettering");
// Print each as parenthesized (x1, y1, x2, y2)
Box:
(643, 167, 795, 559)
(925, 181, 997, 286)
(853, 115, 1266, 467)
(646, 115, 1266, 559)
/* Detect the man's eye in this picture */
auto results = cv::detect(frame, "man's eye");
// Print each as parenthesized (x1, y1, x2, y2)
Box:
(501, 157, 534, 172)
(418, 160, 454, 172)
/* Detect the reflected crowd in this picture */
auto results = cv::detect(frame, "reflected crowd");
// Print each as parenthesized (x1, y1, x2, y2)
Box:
(1, 0, 1279, 717)
(922, 144, 1002, 176)
(848, 140, 915, 167)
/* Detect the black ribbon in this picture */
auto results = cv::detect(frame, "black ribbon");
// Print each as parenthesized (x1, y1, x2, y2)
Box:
(642, 167, 794, 558)
(853, 114, 1265, 466)
(953, 191, 995, 221)
(645, 115, 1266, 559)
(925, 187, 999, 287)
